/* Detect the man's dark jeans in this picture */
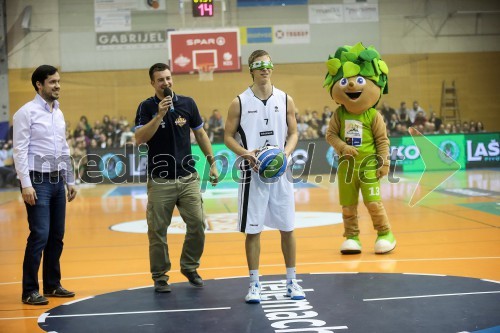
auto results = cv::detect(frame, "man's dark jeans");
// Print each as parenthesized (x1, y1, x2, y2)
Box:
(22, 171, 66, 297)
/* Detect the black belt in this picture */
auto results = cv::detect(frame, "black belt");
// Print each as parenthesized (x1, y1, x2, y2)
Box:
(30, 170, 63, 179)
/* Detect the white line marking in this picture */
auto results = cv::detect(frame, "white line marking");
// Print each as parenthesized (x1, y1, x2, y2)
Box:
(215, 276, 249, 280)
(0, 316, 40, 321)
(363, 290, 500, 302)
(310, 272, 359, 275)
(482, 279, 500, 284)
(127, 285, 152, 290)
(403, 273, 446, 277)
(38, 313, 49, 323)
(45, 307, 231, 319)
(275, 326, 348, 332)
(63, 296, 94, 305)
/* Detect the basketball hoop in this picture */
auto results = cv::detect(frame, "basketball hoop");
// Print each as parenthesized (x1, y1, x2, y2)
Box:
(197, 63, 215, 81)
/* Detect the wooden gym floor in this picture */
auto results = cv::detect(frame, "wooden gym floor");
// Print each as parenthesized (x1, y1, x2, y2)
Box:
(0, 169, 499, 332)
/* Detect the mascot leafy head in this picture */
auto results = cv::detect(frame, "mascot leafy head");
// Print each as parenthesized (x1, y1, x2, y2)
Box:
(323, 42, 389, 95)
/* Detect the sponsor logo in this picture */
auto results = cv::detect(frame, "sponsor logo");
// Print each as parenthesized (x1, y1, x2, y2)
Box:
(466, 139, 499, 162)
(174, 55, 191, 67)
(260, 131, 274, 136)
(438, 140, 460, 164)
(260, 279, 346, 332)
(175, 116, 187, 127)
(96, 31, 166, 46)
(186, 36, 226, 46)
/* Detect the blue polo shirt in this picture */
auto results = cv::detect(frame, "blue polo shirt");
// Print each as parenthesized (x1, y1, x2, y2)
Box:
(134, 93, 203, 179)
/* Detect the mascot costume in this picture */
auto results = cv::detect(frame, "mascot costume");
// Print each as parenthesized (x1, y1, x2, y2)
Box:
(324, 42, 396, 254)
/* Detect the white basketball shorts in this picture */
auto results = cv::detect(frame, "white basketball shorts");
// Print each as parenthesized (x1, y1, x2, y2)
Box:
(237, 168, 295, 234)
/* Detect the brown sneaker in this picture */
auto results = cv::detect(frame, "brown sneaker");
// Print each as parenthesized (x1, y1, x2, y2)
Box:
(22, 291, 49, 305)
(44, 286, 75, 298)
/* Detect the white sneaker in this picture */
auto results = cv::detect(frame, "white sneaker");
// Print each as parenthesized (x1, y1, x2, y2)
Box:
(286, 279, 306, 300)
(245, 282, 261, 304)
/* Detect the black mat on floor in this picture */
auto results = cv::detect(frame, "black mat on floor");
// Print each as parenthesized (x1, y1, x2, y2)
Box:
(39, 273, 500, 333)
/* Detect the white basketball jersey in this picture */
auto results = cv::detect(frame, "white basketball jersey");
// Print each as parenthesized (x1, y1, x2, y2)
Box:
(234, 86, 295, 234)
(235, 86, 288, 151)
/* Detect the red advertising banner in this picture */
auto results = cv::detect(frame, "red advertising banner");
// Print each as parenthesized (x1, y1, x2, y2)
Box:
(168, 29, 241, 74)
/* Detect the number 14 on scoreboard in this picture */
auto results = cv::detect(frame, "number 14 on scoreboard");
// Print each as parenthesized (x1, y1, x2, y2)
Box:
(192, 0, 214, 17)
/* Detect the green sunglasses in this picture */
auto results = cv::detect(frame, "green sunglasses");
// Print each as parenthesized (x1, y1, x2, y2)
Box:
(250, 60, 274, 70)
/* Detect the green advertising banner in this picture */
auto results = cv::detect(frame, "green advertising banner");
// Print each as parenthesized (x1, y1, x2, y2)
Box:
(85, 132, 498, 184)
(401, 134, 466, 172)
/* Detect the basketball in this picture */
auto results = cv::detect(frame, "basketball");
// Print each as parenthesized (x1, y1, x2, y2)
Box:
(255, 146, 287, 179)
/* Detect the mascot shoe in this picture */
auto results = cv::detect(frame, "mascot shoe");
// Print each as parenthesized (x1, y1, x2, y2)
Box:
(374, 231, 396, 254)
(340, 236, 362, 254)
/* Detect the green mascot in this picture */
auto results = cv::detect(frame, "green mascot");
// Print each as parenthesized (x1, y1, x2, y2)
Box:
(324, 42, 396, 254)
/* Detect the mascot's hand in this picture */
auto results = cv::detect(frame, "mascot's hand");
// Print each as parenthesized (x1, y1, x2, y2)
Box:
(377, 164, 389, 179)
(342, 145, 359, 157)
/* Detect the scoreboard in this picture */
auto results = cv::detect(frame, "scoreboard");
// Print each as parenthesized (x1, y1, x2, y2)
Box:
(192, 0, 214, 17)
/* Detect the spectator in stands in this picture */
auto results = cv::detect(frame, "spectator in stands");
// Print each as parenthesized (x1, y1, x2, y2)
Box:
(0, 141, 16, 188)
(303, 109, 312, 122)
(397, 101, 410, 125)
(72, 140, 87, 184)
(297, 115, 310, 140)
(79, 116, 93, 137)
(461, 121, 470, 133)
(379, 101, 396, 124)
(321, 117, 331, 137)
(413, 110, 427, 128)
(408, 101, 425, 125)
(102, 115, 111, 130)
(322, 105, 333, 125)
(396, 123, 408, 136)
(89, 138, 99, 149)
(207, 109, 224, 143)
(120, 125, 134, 147)
(387, 113, 399, 136)
(93, 120, 103, 132)
(427, 111, 442, 132)
(308, 110, 322, 138)
(476, 121, 486, 132)
(469, 120, 477, 132)
(104, 123, 116, 144)
(424, 122, 435, 134)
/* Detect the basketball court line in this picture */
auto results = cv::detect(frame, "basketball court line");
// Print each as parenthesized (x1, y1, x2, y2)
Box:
(363, 290, 500, 302)
(1, 256, 498, 286)
(37, 307, 232, 322)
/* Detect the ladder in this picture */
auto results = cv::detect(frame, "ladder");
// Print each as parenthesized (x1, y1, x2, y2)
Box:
(440, 80, 461, 125)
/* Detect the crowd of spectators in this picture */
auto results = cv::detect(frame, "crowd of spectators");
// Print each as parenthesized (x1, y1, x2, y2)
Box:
(377, 100, 487, 137)
(293, 100, 488, 139)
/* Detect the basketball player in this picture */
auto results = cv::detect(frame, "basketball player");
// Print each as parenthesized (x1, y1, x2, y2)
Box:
(224, 50, 305, 303)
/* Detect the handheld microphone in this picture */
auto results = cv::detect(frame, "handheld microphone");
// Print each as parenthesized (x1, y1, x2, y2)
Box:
(163, 87, 175, 112)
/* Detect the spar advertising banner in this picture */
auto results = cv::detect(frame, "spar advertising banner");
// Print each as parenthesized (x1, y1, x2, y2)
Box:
(82, 133, 499, 183)
(167, 29, 241, 74)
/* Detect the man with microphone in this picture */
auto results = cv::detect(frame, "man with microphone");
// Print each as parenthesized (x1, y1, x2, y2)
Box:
(135, 63, 218, 293)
